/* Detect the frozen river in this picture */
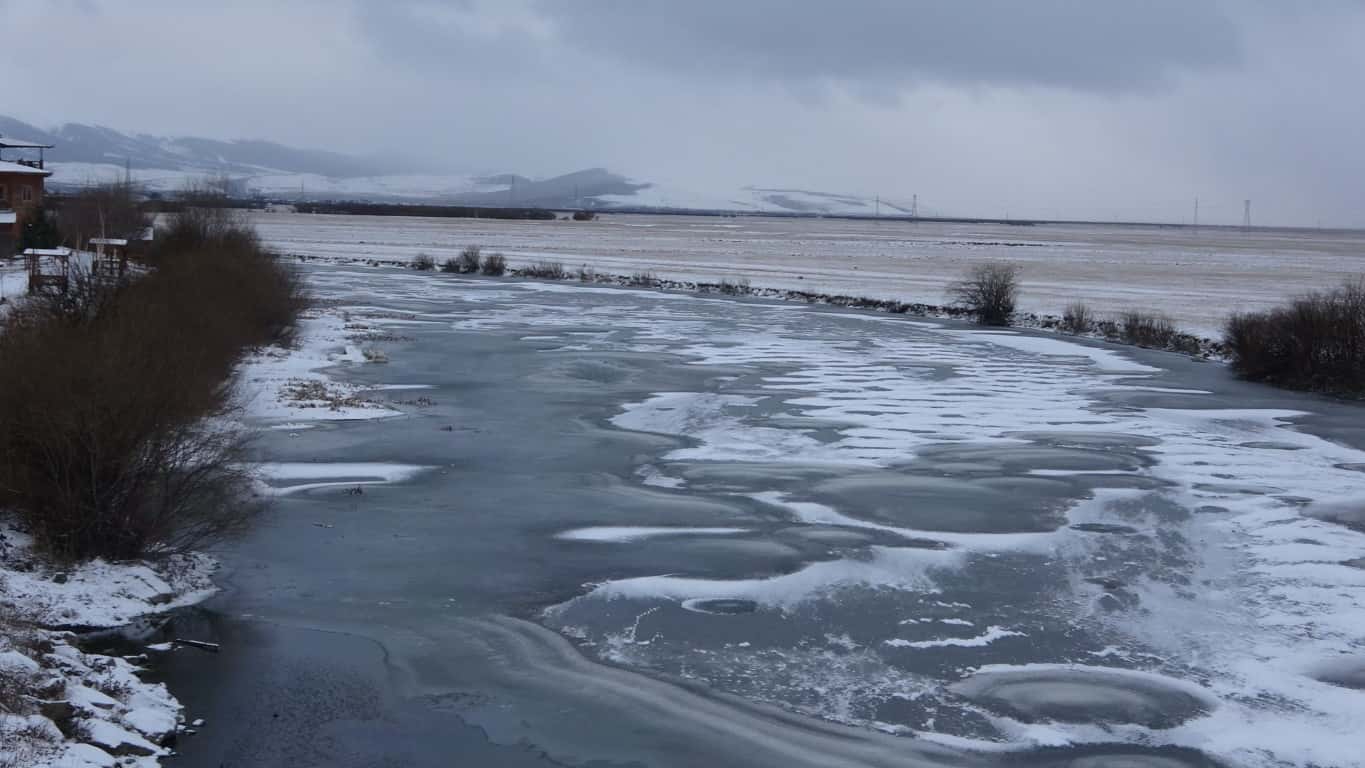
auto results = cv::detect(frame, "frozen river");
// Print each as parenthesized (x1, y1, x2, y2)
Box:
(250, 211, 1365, 335)
(162, 264, 1365, 767)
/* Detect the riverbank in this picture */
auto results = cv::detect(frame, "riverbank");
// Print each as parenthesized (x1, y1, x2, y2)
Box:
(0, 293, 400, 765)
(0, 521, 215, 765)
(295, 249, 1228, 361)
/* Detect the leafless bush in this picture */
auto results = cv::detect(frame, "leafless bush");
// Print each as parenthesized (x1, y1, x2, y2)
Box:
(0, 600, 45, 720)
(577, 265, 596, 282)
(0, 626, 59, 765)
(481, 253, 507, 276)
(1225, 278, 1365, 394)
(948, 262, 1020, 326)
(1061, 302, 1092, 334)
(411, 253, 435, 271)
(719, 278, 751, 296)
(522, 261, 566, 279)
(628, 271, 657, 287)
(55, 182, 149, 249)
(457, 245, 482, 274)
(144, 201, 257, 268)
(0, 211, 295, 561)
(440, 257, 460, 273)
(572, 210, 596, 221)
(1121, 311, 1177, 347)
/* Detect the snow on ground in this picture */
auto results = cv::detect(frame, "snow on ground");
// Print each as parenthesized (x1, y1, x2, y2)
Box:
(249, 211, 1365, 335)
(1, 261, 28, 311)
(0, 520, 213, 766)
(0, 524, 215, 630)
(234, 310, 400, 423)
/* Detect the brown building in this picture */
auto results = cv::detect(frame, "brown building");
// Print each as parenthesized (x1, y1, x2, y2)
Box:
(0, 136, 55, 241)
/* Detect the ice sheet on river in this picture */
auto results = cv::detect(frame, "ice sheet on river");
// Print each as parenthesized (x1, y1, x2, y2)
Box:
(308, 267, 1365, 767)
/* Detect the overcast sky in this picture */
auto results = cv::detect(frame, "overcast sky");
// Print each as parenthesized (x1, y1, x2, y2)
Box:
(3, 0, 1363, 226)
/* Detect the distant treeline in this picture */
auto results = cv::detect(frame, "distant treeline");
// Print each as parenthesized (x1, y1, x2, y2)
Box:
(292, 202, 558, 220)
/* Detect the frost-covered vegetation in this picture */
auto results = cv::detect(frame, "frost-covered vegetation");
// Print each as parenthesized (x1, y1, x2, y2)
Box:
(481, 252, 507, 276)
(441, 245, 482, 274)
(520, 260, 567, 279)
(1225, 278, 1365, 395)
(948, 262, 1020, 326)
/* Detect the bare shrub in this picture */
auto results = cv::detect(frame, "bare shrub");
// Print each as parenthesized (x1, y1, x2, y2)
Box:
(54, 182, 149, 249)
(439, 257, 461, 273)
(143, 199, 257, 268)
(1121, 311, 1177, 347)
(572, 210, 596, 221)
(948, 262, 1020, 326)
(1225, 279, 1365, 394)
(457, 245, 482, 274)
(628, 271, 657, 287)
(0, 614, 59, 766)
(0, 600, 44, 717)
(411, 253, 435, 271)
(0, 210, 297, 561)
(577, 265, 596, 282)
(522, 261, 566, 279)
(481, 253, 507, 276)
(1061, 302, 1092, 334)
(148, 208, 306, 346)
(719, 278, 751, 296)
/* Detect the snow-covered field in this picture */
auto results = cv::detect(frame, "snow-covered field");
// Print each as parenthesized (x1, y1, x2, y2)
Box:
(251, 211, 1365, 336)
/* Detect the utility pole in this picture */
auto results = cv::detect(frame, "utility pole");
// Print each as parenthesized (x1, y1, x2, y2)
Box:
(1193, 197, 1199, 228)
(911, 194, 918, 219)
(875, 194, 880, 218)
(124, 156, 131, 186)
(1243, 199, 1251, 229)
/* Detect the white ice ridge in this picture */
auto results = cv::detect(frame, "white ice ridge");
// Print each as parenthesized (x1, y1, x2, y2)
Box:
(884, 627, 1025, 649)
(562, 546, 963, 611)
(254, 462, 432, 495)
(556, 527, 752, 542)
(945, 330, 1160, 373)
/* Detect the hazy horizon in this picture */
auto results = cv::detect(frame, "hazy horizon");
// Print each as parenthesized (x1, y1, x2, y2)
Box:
(4, 1, 1364, 227)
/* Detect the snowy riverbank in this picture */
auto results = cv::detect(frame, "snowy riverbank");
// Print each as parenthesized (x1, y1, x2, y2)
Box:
(0, 302, 395, 766)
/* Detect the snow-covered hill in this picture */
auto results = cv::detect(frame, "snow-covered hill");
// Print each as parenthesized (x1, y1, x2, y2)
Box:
(7, 114, 907, 215)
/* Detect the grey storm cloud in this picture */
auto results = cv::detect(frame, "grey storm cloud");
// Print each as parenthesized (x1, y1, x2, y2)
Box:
(533, 1, 1243, 90)
(3, 0, 1364, 226)
(356, 0, 1242, 91)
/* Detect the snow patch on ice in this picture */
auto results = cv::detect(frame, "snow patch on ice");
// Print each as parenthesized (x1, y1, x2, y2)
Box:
(556, 526, 751, 542)
(884, 626, 1025, 649)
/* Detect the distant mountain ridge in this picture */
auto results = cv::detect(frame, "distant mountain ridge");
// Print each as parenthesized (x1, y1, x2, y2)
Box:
(1, 114, 907, 215)
(0, 114, 408, 178)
